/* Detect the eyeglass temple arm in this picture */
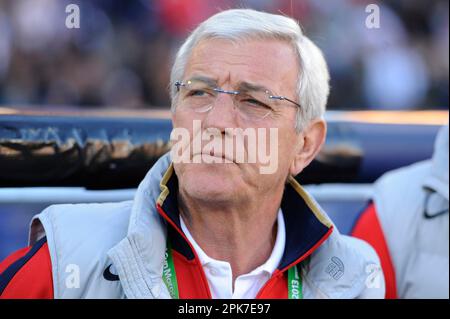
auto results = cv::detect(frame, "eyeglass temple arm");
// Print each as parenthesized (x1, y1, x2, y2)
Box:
(269, 95, 302, 109)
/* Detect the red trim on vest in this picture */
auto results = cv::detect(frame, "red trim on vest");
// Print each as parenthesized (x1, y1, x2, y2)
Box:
(157, 204, 212, 299)
(0, 247, 30, 275)
(351, 203, 397, 299)
(256, 226, 333, 298)
(0, 243, 53, 299)
(172, 250, 211, 298)
(257, 270, 288, 299)
(279, 226, 333, 274)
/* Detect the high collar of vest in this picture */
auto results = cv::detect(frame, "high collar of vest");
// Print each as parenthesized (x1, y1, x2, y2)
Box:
(156, 163, 334, 273)
(423, 124, 449, 203)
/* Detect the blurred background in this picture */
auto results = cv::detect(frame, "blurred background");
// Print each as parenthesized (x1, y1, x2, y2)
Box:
(0, 0, 448, 111)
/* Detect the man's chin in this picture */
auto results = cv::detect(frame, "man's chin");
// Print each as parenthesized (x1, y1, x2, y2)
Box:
(180, 166, 240, 200)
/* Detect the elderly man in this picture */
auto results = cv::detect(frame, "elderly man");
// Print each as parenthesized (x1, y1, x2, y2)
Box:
(0, 9, 383, 299)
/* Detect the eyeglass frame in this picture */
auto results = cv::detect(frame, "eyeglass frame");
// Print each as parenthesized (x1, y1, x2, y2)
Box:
(174, 79, 302, 119)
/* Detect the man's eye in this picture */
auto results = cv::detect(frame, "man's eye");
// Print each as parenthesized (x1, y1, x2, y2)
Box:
(243, 99, 271, 109)
(188, 90, 208, 97)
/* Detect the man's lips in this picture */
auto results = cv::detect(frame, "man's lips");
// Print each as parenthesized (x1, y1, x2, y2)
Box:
(192, 150, 235, 163)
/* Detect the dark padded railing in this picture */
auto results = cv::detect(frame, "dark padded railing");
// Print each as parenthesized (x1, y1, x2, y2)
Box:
(0, 108, 446, 189)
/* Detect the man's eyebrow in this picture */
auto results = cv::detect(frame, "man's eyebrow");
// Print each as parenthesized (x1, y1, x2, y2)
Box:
(185, 76, 273, 93)
(187, 75, 218, 87)
(238, 81, 272, 93)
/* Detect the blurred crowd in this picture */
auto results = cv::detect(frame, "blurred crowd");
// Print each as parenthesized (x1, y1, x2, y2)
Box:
(0, 0, 448, 110)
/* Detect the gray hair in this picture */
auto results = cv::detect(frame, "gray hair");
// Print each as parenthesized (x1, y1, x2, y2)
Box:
(169, 9, 330, 132)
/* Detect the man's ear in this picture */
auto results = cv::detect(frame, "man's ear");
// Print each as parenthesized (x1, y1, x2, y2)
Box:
(289, 119, 327, 176)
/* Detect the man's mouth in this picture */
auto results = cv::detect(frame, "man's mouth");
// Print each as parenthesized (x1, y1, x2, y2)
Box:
(192, 149, 235, 163)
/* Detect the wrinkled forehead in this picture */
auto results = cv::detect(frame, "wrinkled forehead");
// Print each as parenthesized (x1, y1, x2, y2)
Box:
(183, 38, 300, 95)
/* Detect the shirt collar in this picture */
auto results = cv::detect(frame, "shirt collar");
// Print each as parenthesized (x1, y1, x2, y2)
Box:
(180, 209, 286, 276)
(157, 163, 333, 272)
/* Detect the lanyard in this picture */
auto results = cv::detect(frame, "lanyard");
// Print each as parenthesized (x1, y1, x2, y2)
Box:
(162, 239, 180, 299)
(287, 260, 303, 299)
(162, 240, 303, 299)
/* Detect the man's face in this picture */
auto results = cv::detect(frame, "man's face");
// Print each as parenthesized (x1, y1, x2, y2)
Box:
(172, 38, 302, 204)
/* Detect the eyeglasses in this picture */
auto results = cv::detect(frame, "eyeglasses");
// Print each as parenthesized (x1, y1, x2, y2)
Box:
(174, 78, 301, 121)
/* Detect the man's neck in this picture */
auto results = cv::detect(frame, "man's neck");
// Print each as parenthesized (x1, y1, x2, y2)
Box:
(178, 190, 283, 281)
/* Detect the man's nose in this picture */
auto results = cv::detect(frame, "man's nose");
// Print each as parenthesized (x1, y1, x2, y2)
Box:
(202, 93, 239, 132)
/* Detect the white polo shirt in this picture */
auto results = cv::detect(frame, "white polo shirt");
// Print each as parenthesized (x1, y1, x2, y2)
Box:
(180, 209, 286, 299)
